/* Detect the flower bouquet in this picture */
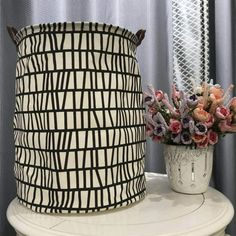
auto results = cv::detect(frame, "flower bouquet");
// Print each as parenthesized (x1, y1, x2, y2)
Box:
(143, 82, 236, 194)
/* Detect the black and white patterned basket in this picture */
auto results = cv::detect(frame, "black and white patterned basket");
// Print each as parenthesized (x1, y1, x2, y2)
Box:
(10, 22, 146, 213)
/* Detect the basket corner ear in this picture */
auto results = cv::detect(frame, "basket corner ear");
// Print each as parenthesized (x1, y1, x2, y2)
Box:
(6, 25, 18, 45)
(135, 29, 146, 46)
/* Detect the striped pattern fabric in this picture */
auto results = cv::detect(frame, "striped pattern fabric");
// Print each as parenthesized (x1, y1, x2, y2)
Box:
(13, 22, 146, 213)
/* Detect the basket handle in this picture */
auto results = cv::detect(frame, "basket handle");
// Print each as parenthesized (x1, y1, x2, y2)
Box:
(135, 29, 146, 46)
(7, 26, 18, 45)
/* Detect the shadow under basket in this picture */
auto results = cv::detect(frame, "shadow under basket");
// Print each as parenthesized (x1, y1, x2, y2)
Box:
(164, 144, 213, 194)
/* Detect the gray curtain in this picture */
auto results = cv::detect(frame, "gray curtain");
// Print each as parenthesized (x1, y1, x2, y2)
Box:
(213, 0, 236, 234)
(0, 0, 235, 235)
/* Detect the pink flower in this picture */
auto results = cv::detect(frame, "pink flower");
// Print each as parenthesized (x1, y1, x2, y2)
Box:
(148, 106, 158, 114)
(169, 119, 182, 134)
(218, 120, 236, 133)
(207, 130, 218, 145)
(205, 115, 214, 128)
(197, 136, 209, 148)
(215, 106, 230, 119)
(152, 135, 162, 142)
(218, 120, 231, 132)
(155, 90, 164, 101)
(146, 124, 154, 137)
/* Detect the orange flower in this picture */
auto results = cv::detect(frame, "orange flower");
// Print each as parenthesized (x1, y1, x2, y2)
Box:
(208, 86, 224, 113)
(192, 134, 207, 143)
(209, 85, 224, 100)
(193, 107, 211, 122)
(197, 136, 209, 148)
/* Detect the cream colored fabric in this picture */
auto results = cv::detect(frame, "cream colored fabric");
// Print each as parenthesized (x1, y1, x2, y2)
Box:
(14, 22, 146, 213)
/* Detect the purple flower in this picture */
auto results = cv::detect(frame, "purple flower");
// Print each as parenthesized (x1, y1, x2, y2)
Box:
(195, 123, 208, 135)
(153, 112, 169, 129)
(187, 94, 198, 108)
(143, 92, 155, 106)
(171, 133, 181, 144)
(152, 114, 160, 123)
(181, 131, 192, 145)
(153, 124, 166, 136)
(181, 116, 194, 129)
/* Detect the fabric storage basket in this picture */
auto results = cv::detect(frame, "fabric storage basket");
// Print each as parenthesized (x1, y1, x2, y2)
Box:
(9, 22, 146, 213)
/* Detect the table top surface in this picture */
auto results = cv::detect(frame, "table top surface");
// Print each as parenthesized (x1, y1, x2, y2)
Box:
(7, 173, 234, 236)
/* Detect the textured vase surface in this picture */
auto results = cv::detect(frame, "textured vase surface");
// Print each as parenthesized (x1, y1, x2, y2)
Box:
(13, 22, 146, 213)
(164, 144, 213, 194)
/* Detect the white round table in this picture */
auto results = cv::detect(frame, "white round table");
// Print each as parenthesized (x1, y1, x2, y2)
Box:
(7, 173, 234, 236)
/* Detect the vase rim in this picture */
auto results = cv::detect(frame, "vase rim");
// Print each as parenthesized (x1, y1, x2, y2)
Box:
(14, 21, 139, 46)
(163, 143, 214, 150)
